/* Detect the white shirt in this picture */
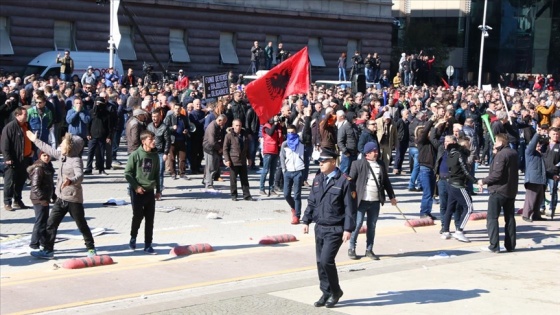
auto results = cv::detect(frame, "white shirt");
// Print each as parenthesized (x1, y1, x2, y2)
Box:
(363, 160, 380, 201)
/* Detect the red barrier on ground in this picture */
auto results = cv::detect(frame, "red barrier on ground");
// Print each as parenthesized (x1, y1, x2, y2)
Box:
(62, 255, 114, 269)
(259, 234, 298, 245)
(169, 243, 214, 256)
(404, 218, 435, 227)
(359, 225, 367, 234)
(469, 212, 488, 221)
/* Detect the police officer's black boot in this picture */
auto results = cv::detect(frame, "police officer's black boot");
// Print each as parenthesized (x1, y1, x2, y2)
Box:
(348, 248, 358, 260)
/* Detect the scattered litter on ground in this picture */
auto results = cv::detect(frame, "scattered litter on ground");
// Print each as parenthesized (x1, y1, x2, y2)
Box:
(155, 206, 178, 213)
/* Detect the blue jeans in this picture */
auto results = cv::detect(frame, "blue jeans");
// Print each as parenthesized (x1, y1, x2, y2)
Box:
(408, 147, 421, 189)
(158, 153, 165, 188)
(283, 170, 303, 217)
(547, 178, 558, 211)
(349, 200, 380, 251)
(338, 67, 346, 81)
(364, 67, 372, 82)
(251, 60, 259, 75)
(339, 154, 357, 174)
(404, 72, 410, 86)
(419, 166, 435, 215)
(259, 154, 278, 191)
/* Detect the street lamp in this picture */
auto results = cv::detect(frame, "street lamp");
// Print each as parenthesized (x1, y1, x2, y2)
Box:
(477, 0, 491, 89)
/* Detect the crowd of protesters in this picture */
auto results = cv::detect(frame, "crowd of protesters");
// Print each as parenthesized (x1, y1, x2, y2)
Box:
(0, 54, 559, 259)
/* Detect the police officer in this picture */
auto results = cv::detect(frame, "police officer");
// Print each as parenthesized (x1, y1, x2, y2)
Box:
(302, 147, 357, 308)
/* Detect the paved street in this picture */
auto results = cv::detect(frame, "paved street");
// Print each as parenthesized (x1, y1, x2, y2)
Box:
(1, 150, 559, 315)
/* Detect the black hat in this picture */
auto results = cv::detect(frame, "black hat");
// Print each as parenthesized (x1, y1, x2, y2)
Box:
(94, 97, 106, 105)
(318, 148, 338, 162)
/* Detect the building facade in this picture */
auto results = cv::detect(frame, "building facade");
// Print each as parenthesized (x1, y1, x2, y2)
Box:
(393, 0, 559, 85)
(0, 0, 394, 80)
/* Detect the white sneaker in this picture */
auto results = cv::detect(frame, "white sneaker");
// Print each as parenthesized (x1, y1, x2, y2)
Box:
(441, 232, 451, 240)
(452, 231, 470, 243)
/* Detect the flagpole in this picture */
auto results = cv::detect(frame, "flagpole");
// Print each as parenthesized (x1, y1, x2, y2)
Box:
(108, 0, 115, 68)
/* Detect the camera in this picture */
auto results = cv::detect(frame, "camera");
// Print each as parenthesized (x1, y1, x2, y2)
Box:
(142, 62, 153, 74)
(538, 134, 550, 146)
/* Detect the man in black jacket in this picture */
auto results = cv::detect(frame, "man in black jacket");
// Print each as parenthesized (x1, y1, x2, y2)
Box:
(336, 111, 358, 174)
(347, 142, 396, 260)
(226, 91, 247, 128)
(245, 104, 260, 170)
(85, 96, 113, 175)
(394, 109, 410, 175)
(1, 107, 33, 211)
(441, 137, 477, 243)
(478, 134, 519, 253)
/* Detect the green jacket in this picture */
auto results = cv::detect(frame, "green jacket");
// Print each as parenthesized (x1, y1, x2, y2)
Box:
(124, 146, 161, 193)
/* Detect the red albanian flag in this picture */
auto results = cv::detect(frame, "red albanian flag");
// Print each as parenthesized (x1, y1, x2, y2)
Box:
(246, 47, 310, 124)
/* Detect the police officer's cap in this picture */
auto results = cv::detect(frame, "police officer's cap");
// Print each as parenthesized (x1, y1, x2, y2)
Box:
(318, 148, 338, 162)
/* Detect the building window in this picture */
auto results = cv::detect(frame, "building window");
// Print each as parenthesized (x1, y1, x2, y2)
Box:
(169, 29, 190, 63)
(308, 37, 326, 67)
(118, 25, 137, 61)
(219, 32, 239, 65)
(346, 39, 361, 69)
(54, 21, 76, 51)
(0, 17, 14, 55)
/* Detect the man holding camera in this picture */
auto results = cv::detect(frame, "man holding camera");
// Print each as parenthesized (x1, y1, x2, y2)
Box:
(250, 41, 262, 75)
(85, 95, 113, 175)
(277, 43, 290, 64)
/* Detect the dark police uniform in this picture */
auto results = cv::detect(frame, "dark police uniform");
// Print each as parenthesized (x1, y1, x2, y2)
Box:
(302, 168, 357, 299)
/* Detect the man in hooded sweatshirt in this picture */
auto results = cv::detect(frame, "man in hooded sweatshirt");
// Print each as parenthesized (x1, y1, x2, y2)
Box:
(26, 131, 97, 259)
(280, 124, 306, 224)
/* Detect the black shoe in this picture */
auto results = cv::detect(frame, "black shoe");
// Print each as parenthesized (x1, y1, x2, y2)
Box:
(269, 190, 278, 196)
(14, 201, 29, 209)
(231, 196, 238, 201)
(84, 170, 93, 175)
(522, 216, 532, 222)
(243, 196, 255, 201)
(365, 250, 379, 260)
(129, 238, 136, 250)
(99, 170, 108, 175)
(421, 214, 438, 220)
(532, 217, 547, 221)
(325, 290, 343, 308)
(348, 248, 358, 260)
(314, 293, 331, 307)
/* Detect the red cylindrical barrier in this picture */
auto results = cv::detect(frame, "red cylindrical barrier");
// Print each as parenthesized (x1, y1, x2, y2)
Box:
(469, 212, 488, 221)
(359, 225, 367, 234)
(169, 243, 213, 256)
(259, 234, 298, 245)
(405, 218, 434, 227)
(62, 255, 114, 269)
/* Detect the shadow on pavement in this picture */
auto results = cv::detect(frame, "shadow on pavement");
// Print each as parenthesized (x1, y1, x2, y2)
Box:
(337, 288, 490, 307)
